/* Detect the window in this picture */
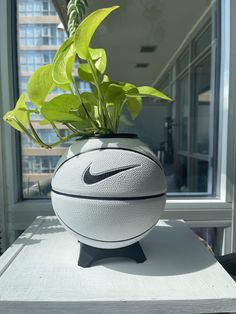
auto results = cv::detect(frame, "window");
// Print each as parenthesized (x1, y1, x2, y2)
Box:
(16, 0, 91, 198)
(17, 0, 220, 198)
(120, 18, 218, 196)
(19, 51, 55, 74)
(19, 0, 57, 16)
(19, 24, 67, 46)
(42, 1, 49, 15)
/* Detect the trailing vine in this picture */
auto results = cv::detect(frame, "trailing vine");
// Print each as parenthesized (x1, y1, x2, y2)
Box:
(67, 0, 88, 36)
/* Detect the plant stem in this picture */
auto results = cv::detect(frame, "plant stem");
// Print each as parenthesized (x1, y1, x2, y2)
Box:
(115, 98, 127, 132)
(71, 81, 100, 130)
(51, 122, 64, 140)
(28, 120, 51, 148)
(49, 132, 84, 148)
(64, 122, 78, 133)
(81, 101, 100, 129)
(14, 117, 39, 145)
(88, 59, 114, 132)
(88, 58, 107, 128)
(26, 112, 50, 148)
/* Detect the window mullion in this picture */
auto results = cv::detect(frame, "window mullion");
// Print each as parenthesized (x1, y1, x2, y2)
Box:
(0, 0, 21, 247)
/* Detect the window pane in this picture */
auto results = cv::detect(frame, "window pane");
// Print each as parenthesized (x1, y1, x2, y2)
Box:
(192, 24, 212, 58)
(174, 155, 188, 193)
(177, 74, 189, 152)
(177, 49, 189, 74)
(118, 6, 217, 195)
(17, 0, 91, 199)
(17, 0, 219, 198)
(191, 159, 209, 193)
(192, 56, 211, 155)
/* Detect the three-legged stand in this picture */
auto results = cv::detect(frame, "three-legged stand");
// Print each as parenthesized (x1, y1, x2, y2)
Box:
(78, 242, 146, 268)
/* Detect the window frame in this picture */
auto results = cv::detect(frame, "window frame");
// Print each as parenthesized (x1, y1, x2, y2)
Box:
(0, 0, 235, 253)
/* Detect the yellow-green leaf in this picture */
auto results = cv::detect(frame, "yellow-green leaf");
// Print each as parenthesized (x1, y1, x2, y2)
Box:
(3, 110, 24, 132)
(41, 94, 82, 122)
(39, 118, 51, 125)
(52, 37, 76, 88)
(78, 63, 94, 82)
(71, 119, 92, 130)
(89, 48, 107, 74)
(102, 75, 110, 82)
(127, 96, 142, 119)
(28, 64, 54, 107)
(74, 6, 119, 60)
(105, 84, 124, 102)
(3, 94, 28, 132)
(127, 86, 172, 101)
(81, 92, 98, 106)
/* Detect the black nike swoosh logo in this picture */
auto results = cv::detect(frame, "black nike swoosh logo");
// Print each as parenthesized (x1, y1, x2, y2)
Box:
(83, 164, 140, 184)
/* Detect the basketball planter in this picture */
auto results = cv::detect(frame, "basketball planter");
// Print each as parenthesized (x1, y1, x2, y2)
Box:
(3, 6, 172, 267)
(51, 134, 167, 254)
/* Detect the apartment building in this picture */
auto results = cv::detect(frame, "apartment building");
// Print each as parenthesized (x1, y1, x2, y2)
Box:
(18, 0, 90, 198)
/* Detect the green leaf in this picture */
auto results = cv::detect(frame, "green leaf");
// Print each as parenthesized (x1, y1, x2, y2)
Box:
(70, 119, 92, 130)
(52, 37, 76, 88)
(81, 92, 98, 106)
(127, 96, 142, 119)
(100, 81, 111, 94)
(78, 63, 94, 82)
(89, 48, 107, 74)
(74, 6, 119, 60)
(3, 110, 23, 132)
(102, 75, 110, 82)
(28, 64, 54, 107)
(77, 105, 91, 121)
(39, 118, 51, 125)
(41, 94, 82, 122)
(106, 85, 123, 102)
(3, 94, 28, 132)
(127, 86, 172, 101)
(118, 82, 137, 92)
(105, 83, 138, 103)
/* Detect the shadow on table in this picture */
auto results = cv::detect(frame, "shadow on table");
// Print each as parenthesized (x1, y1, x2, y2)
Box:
(101, 221, 217, 276)
(13, 218, 66, 247)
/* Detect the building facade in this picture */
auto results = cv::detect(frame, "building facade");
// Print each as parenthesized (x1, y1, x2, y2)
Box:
(18, 0, 90, 198)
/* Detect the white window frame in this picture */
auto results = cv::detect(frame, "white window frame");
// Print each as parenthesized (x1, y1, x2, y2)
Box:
(0, 0, 235, 253)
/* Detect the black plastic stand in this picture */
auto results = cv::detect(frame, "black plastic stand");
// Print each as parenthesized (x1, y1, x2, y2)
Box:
(78, 242, 146, 268)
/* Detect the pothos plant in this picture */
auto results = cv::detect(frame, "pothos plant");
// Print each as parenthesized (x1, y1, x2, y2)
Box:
(3, 4, 171, 149)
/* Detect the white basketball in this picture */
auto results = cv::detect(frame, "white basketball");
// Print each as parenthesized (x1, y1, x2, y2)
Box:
(51, 135, 166, 249)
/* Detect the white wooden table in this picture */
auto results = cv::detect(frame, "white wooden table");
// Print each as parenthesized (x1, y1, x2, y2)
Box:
(0, 216, 236, 314)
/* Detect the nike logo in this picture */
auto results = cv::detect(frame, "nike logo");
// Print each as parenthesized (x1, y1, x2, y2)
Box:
(83, 164, 140, 184)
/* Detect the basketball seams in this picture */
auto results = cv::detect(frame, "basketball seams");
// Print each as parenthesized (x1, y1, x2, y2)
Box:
(51, 189, 166, 200)
(53, 147, 163, 177)
(56, 211, 157, 243)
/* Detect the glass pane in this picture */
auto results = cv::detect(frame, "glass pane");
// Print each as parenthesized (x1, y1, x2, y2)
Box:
(17, 0, 90, 199)
(191, 159, 209, 192)
(192, 56, 211, 155)
(120, 101, 190, 194)
(177, 49, 189, 74)
(174, 155, 188, 193)
(192, 24, 212, 58)
(177, 74, 189, 151)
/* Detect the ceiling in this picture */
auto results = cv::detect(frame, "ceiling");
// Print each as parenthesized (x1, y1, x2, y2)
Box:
(57, 0, 212, 86)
